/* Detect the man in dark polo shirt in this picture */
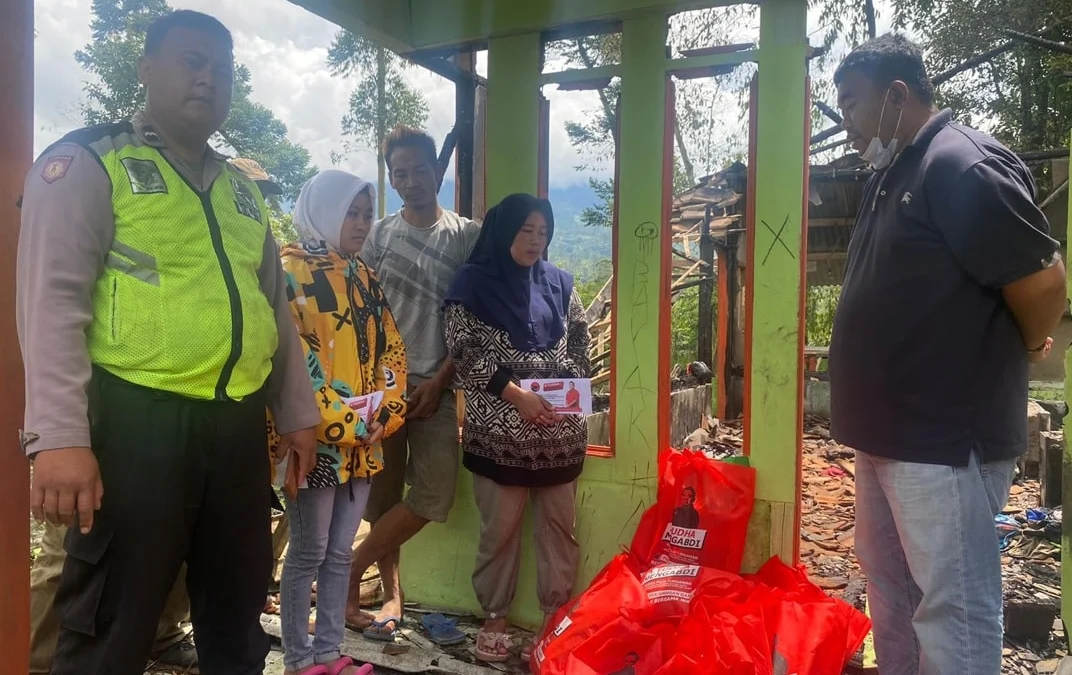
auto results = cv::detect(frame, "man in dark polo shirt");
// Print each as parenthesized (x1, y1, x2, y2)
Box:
(829, 34, 1066, 674)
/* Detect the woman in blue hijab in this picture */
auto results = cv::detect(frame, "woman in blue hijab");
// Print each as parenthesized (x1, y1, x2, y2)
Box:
(444, 193, 591, 663)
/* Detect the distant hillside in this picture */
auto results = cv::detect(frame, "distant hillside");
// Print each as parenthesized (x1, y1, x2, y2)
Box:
(383, 179, 612, 282)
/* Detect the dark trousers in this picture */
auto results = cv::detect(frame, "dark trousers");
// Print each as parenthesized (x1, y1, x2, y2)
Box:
(51, 369, 272, 675)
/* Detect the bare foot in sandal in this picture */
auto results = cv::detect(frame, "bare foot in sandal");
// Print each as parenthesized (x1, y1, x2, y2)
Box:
(521, 614, 553, 661)
(476, 617, 512, 663)
(346, 591, 402, 633)
(361, 595, 404, 639)
(344, 607, 375, 631)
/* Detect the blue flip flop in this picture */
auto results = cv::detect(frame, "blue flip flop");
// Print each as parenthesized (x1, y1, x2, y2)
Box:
(363, 616, 401, 642)
(420, 613, 467, 646)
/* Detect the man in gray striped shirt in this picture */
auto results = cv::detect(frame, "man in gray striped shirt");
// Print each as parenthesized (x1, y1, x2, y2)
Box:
(346, 126, 480, 636)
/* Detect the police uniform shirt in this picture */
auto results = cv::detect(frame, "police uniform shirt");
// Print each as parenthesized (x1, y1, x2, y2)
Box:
(17, 110, 320, 455)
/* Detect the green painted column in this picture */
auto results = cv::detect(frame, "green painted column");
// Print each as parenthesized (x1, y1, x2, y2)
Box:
(745, 0, 808, 566)
(550, 10, 667, 622)
(484, 32, 541, 202)
(610, 14, 669, 468)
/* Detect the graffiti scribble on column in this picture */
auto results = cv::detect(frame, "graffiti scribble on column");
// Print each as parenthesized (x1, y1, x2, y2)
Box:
(761, 214, 794, 266)
(621, 221, 658, 449)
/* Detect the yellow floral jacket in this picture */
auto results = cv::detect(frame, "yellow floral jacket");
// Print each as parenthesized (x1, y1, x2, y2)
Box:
(269, 245, 407, 487)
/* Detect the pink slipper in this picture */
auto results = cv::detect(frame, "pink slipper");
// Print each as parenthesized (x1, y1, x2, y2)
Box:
(325, 656, 374, 675)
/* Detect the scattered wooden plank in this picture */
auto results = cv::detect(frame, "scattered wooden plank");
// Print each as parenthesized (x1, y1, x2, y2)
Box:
(261, 615, 498, 675)
(836, 459, 856, 478)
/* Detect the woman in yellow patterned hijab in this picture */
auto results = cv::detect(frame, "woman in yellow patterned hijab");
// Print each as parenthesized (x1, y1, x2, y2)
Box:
(276, 169, 406, 675)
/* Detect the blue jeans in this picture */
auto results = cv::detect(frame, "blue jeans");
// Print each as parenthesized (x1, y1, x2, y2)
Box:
(280, 481, 371, 670)
(855, 450, 1016, 675)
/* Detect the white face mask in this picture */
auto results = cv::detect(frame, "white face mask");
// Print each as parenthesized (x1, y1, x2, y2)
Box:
(860, 88, 903, 170)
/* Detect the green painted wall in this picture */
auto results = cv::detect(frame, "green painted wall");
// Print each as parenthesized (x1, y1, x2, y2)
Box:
(749, 0, 807, 504)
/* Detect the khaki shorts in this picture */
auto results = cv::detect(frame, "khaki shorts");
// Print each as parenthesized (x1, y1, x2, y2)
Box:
(366, 389, 459, 523)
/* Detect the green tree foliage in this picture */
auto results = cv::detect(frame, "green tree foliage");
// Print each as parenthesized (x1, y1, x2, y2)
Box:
(270, 210, 299, 247)
(576, 177, 616, 229)
(811, 0, 1072, 176)
(572, 259, 614, 307)
(671, 287, 714, 367)
(327, 31, 429, 217)
(892, 0, 1072, 158)
(549, 9, 757, 370)
(549, 36, 621, 230)
(806, 285, 841, 347)
(74, 0, 316, 200)
(807, 0, 881, 136)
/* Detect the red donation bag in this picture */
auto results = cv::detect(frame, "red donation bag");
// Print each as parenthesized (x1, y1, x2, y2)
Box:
(631, 449, 756, 573)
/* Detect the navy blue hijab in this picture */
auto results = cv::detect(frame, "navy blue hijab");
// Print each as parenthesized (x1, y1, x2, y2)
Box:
(445, 193, 574, 352)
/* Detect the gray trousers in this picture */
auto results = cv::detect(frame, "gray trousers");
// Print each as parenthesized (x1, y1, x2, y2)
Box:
(471, 475, 580, 618)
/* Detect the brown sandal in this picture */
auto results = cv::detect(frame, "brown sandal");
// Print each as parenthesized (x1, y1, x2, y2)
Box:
(475, 630, 511, 663)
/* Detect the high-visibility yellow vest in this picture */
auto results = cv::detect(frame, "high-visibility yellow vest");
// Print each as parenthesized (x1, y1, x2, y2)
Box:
(59, 122, 278, 400)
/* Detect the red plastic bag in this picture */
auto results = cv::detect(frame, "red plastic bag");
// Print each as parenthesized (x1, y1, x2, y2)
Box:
(631, 450, 755, 573)
(640, 562, 747, 621)
(566, 616, 669, 675)
(650, 654, 704, 675)
(532, 554, 650, 674)
(669, 599, 774, 675)
(748, 558, 871, 675)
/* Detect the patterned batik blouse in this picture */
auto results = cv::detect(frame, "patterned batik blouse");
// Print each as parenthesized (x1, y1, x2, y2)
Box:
(444, 289, 590, 488)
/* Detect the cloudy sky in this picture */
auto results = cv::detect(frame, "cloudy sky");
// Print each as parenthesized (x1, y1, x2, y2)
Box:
(32, 0, 897, 191)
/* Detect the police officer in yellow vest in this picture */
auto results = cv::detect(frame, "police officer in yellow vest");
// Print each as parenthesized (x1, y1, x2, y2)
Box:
(17, 10, 320, 675)
(25, 156, 287, 675)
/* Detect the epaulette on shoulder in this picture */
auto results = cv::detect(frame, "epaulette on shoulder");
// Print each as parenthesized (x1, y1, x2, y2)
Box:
(37, 121, 134, 162)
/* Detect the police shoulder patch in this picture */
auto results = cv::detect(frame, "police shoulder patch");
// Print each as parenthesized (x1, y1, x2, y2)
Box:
(41, 156, 73, 184)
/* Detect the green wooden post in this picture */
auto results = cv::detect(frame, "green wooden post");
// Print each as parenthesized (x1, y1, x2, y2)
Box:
(611, 14, 669, 466)
(485, 33, 541, 202)
(743, 0, 808, 567)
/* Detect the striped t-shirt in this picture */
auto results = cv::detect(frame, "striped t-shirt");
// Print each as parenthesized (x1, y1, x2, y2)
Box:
(361, 209, 481, 383)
